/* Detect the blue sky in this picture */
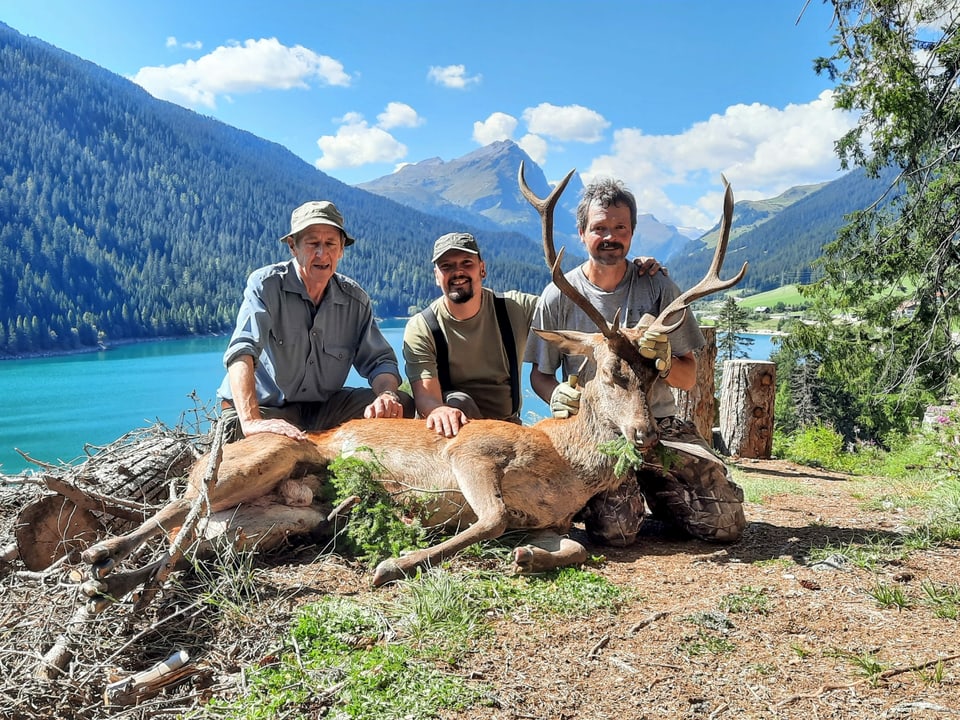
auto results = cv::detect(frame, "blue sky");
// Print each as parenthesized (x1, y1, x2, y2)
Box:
(2, 0, 851, 231)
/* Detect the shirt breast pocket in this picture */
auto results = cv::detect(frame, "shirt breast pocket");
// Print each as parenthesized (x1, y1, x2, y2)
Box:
(320, 343, 354, 385)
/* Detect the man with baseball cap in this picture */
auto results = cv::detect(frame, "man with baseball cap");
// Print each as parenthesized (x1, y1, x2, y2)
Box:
(403, 232, 539, 437)
(218, 200, 413, 442)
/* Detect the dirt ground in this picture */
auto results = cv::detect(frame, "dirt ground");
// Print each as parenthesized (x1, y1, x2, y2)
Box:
(2, 455, 959, 719)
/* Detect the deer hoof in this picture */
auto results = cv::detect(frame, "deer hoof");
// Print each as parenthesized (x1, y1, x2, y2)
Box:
(372, 559, 405, 587)
(512, 545, 542, 574)
(86, 557, 116, 579)
(80, 579, 108, 598)
(81, 543, 112, 566)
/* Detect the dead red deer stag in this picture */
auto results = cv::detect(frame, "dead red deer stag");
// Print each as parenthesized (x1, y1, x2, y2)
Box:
(80, 168, 746, 601)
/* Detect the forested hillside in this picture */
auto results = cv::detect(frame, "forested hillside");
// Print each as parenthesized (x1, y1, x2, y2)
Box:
(670, 166, 899, 293)
(0, 23, 550, 357)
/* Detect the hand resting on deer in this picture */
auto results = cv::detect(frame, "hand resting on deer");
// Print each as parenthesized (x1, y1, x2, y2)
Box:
(80, 170, 746, 603)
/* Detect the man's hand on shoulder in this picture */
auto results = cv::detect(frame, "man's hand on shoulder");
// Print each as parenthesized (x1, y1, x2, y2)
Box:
(633, 256, 667, 276)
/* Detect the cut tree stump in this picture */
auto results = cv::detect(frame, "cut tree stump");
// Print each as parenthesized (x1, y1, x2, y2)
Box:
(673, 327, 717, 446)
(718, 359, 775, 459)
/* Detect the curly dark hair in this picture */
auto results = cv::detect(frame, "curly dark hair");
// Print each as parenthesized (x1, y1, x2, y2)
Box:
(576, 178, 638, 234)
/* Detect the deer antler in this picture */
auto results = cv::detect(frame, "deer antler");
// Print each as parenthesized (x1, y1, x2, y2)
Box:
(518, 161, 619, 338)
(644, 177, 748, 334)
(518, 160, 576, 270)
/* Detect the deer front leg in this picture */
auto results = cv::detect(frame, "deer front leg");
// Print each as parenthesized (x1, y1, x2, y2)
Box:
(372, 462, 509, 587)
(512, 530, 589, 574)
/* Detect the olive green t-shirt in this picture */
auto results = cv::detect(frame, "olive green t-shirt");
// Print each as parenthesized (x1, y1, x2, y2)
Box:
(403, 288, 538, 421)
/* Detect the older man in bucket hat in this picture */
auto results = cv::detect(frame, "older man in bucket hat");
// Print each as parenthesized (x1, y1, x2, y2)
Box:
(218, 200, 413, 442)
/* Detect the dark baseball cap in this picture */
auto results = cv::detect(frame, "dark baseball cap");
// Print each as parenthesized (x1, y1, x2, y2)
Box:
(432, 232, 480, 263)
(280, 200, 355, 246)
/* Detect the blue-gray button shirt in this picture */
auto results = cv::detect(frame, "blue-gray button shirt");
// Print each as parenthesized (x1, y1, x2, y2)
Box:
(218, 260, 399, 407)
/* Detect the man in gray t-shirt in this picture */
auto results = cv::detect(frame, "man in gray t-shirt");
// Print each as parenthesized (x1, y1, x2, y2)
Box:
(524, 178, 745, 547)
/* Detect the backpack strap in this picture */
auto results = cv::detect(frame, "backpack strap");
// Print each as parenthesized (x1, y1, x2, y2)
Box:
(493, 294, 521, 417)
(420, 305, 451, 393)
(421, 295, 520, 417)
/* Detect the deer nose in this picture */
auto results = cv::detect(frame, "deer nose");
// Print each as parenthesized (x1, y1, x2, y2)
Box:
(633, 426, 659, 451)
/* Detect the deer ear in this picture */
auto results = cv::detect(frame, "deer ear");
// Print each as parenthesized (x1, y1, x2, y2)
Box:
(533, 329, 597, 359)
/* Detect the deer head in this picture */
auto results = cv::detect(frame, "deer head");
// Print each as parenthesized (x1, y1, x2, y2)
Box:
(519, 162, 747, 449)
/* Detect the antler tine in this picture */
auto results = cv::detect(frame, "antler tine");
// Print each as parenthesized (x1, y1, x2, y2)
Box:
(518, 160, 577, 269)
(551, 247, 619, 338)
(646, 178, 748, 334)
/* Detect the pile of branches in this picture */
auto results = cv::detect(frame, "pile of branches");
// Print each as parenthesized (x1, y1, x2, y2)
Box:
(0, 422, 299, 719)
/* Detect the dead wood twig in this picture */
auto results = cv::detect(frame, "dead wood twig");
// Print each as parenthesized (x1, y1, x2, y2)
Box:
(775, 651, 960, 707)
(587, 634, 610, 658)
(628, 611, 669, 633)
(35, 604, 94, 681)
(103, 649, 195, 706)
(14, 449, 61, 471)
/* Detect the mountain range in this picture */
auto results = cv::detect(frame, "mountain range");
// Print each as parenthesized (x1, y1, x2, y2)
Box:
(359, 142, 694, 263)
(0, 20, 895, 357)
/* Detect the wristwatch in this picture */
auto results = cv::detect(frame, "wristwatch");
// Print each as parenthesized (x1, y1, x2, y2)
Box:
(380, 390, 401, 403)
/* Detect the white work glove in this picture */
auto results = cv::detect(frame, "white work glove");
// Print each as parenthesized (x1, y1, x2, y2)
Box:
(550, 381, 581, 418)
(639, 330, 672, 377)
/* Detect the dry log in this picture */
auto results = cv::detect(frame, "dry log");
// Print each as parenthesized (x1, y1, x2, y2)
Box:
(718, 359, 776, 458)
(11, 426, 202, 573)
(15, 495, 102, 571)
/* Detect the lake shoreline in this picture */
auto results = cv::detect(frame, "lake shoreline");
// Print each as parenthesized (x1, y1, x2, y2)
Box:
(0, 333, 229, 362)
(1, 325, 783, 362)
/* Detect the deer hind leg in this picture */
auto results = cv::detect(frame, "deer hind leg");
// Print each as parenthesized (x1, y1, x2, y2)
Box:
(81, 433, 326, 577)
(81, 498, 193, 578)
(512, 530, 589, 574)
(81, 501, 333, 612)
(372, 461, 510, 587)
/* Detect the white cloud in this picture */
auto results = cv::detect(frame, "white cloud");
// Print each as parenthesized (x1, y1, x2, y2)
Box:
(314, 107, 416, 170)
(585, 90, 857, 228)
(427, 64, 481, 89)
(522, 103, 609, 143)
(377, 102, 423, 130)
(130, 37, 350, 109)
(166, 36, 203, 50)
(518, 134, 548, 165)
(472, 112, 518, 145)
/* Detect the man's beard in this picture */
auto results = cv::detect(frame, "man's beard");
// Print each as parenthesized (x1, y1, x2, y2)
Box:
(447, 285, 475, 303)
(592, 242, 626, 265)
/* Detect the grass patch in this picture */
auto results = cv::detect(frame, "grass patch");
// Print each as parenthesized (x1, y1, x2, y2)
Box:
(190, 567, 629, 719)
(481, 565, 632, 619)
(719, 586, 770, 615)
(921, 580, 960, 620)
(867, 582, 911, 610)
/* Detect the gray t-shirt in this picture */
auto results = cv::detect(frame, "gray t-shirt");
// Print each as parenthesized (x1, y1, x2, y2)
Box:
(523, 262, 705, 418)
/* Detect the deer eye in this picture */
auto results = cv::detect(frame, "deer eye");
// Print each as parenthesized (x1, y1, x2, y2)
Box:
(608, 365, 632, 389)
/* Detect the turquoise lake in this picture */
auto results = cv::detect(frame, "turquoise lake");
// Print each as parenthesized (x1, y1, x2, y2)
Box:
(0, 322, 778, 475)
